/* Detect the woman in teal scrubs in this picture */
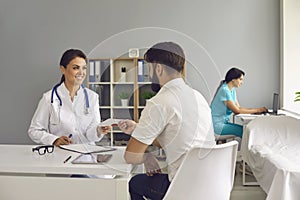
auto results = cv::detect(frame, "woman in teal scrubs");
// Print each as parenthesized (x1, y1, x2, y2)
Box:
(211, 67, 267, 138)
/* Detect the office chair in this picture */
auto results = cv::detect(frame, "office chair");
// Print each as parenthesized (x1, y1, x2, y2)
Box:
(214, 134, 237, 144)
(163, 141, 238, 200)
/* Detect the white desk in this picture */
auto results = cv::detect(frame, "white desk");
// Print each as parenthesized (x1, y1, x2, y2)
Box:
(234, 109, 298, 126)
(234, 114, 260, 125)
(0, 144, 138, 200)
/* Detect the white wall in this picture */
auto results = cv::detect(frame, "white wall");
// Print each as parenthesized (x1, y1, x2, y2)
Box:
(0, 0, 280, 144)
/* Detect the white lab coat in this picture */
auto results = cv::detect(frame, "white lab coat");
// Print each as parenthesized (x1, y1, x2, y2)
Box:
(28, 83, 103, 145)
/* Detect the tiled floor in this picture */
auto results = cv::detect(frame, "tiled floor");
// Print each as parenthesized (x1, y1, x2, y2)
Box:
(230, 162, 267, 200)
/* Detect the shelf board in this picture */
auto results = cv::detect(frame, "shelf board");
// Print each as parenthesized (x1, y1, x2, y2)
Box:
(88, 82, 110, 85)
(112, 130, 123, 133)
(138, 82, 152, 85)
(99, 106, 111, 109)
(112, 106, 134, 109)
(112, 82, 134, 85)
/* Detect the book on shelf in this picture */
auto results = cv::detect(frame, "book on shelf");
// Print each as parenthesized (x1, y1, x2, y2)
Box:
(143, 62, 150, 82)
(138, 60, 144, 82)
(95, 60, 101, 82)
(101, 60, 111, 82)
(89, 61, 95, 82)
(137, 60, 150, 82)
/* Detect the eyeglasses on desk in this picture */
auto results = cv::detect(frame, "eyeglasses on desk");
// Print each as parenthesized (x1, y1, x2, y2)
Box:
(32, 145, 54, 155)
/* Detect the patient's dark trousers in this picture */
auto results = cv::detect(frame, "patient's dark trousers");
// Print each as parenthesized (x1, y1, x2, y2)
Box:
(129, 173, 170, 200)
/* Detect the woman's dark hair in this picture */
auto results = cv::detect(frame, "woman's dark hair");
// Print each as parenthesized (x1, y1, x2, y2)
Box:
(224, 67, 245, 83)
(210, 67, 245, 104)
(144, 42, 185, 73)
(58, 49, 87, 84)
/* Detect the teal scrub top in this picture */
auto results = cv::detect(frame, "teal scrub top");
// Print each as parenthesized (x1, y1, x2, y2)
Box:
(211, 83, 237, 133)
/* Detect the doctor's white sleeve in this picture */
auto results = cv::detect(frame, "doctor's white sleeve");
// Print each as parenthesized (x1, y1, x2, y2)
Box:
(28, 94, 58, 145)
(85, 93, 104, 142)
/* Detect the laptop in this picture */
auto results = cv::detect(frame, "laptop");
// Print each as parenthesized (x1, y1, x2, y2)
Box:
(267, 93, 279, 115)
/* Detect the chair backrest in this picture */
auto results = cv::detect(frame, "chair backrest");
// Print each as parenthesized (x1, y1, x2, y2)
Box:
(163, 141, 238, 200)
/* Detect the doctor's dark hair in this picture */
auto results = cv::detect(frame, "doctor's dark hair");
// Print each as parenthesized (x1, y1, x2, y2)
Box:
(211, 67, 245, 105)
(224, 67, 245, 83)
(144, 42, 185, 73)
(58, 49, 87, 84)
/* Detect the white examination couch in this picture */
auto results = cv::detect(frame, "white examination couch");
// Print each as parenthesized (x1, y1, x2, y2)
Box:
(241, 115, 300, 200)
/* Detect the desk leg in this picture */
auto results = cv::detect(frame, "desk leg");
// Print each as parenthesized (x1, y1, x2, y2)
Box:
(242, 160, 259, 186)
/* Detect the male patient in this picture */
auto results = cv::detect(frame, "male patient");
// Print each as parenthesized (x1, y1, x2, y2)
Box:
(118, 41, 215, 200)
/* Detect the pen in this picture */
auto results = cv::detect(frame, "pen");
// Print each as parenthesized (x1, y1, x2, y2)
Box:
(63, 155, 72, 163)
(68, 134, 73, 138)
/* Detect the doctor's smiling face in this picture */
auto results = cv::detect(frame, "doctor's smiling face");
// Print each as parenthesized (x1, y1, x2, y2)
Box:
(60, 56, 87, 89)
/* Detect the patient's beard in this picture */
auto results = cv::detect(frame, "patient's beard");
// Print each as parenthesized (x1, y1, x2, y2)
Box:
(150, 71, 161, 93)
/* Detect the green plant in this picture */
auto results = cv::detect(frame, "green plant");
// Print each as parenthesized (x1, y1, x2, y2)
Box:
(295, 91, 300, 102)
(141, 91, 156, 100)
(118, 92, 130, 99)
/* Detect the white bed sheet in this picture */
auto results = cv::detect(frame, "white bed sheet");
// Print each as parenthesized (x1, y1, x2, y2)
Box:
(241, 116, 300, 200)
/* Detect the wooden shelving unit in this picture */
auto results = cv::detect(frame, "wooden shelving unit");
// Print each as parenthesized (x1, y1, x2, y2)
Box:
(87, 57, 151, 146)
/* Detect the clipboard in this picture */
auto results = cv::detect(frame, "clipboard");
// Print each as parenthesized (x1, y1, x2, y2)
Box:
(59, 143, 116, 154)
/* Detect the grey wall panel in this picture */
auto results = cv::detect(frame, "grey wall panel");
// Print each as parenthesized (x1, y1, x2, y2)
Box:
(0, 0, 279, 144)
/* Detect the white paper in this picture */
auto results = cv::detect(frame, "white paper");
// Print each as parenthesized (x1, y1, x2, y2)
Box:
(138, 61, 143, 75)
(89, 62, 95, 76)
(99, 118, 124, 126)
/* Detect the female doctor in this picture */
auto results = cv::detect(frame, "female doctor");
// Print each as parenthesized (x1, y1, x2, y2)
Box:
(28, 49, 110, 146)
(210, 67, 267, 138)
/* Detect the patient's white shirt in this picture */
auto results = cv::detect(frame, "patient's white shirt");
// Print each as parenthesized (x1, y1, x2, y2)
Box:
(132, 78, 215, 181)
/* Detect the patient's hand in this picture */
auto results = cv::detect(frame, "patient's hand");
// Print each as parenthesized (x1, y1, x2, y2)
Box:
(118, 120, 136, 135)
(144, 153, 161, 176)
(97, 125, 112, 135)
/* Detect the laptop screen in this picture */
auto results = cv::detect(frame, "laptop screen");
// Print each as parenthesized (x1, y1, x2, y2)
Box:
(272, 93, 279, 114)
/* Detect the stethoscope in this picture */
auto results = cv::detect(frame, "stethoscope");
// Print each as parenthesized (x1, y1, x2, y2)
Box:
(51, 83, 90, 114)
